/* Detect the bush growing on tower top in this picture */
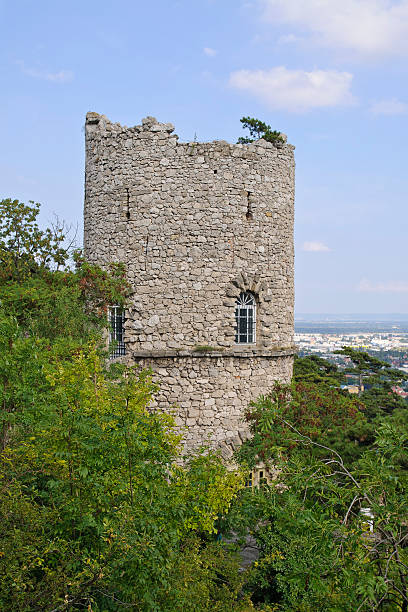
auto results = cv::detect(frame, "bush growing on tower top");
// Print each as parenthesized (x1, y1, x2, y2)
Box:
(237, 116, 284, 144)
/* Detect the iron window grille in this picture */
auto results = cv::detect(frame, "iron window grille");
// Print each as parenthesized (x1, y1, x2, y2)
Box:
(235, 292, 256, 344)
(108, 306, 125, 358)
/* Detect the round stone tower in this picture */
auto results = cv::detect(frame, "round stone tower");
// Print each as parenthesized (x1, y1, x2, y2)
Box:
(84, 113, 295, 455)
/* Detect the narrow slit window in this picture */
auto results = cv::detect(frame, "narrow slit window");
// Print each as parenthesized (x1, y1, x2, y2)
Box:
(246, 191, 253, 220)
(109, 306, 125, 358)
(125, 187, 130, 220)
(235, 292, 256, 344)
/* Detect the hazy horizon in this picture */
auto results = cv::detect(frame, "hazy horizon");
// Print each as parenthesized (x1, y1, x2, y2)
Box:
(296, 313, 408, 320)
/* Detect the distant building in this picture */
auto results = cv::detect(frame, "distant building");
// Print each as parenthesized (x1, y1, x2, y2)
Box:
(341, 384, 362, 395)
(392, 386, 408, 398)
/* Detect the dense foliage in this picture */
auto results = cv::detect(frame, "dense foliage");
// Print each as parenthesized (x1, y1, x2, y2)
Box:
(336, 347, 408, 421)
(238, 379, 366, 466)
(233, 355, 408, 611)
(0, 199, 247, 611)
(0, 198, 67, 281)
(1, 198, 407, 610)
(241, 421, 407, 611)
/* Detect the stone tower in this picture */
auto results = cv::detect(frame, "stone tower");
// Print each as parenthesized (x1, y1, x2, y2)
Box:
(84, 113, 295, 454)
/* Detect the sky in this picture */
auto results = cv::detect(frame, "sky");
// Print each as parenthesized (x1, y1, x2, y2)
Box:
(1, 0, 407, 314)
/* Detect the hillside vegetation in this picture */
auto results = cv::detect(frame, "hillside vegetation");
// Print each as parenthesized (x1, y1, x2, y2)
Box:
(0, 199, 407, 611)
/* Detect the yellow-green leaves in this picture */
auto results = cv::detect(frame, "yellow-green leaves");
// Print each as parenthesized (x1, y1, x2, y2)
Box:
(1, 342, 246, 610)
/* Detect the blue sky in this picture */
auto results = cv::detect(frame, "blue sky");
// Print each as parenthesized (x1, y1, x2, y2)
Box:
(1, 0, 407, 313)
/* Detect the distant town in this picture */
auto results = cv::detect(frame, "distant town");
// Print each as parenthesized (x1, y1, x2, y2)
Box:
(295, 315, 408, 389)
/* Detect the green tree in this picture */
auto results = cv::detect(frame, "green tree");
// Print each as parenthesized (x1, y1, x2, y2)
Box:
(237, 117, 284, 144)
(0, 200, 128, 450)
(230, 352, 408, 610)
(336, 347, 407, 391)
(0, 199, 67, 281)
(0, 345, 245, 611)
(336, 347, 408, 420)
(238, 401, 408, 611)
(0, 198, 248, 611)
(0, 312, 47, 450)
(0, 198, 127, 345)
(237, 379, 367, 467)
(293, 354, 345, 387)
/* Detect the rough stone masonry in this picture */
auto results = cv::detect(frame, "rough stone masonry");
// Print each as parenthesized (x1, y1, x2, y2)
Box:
(84, 112, 296, 456)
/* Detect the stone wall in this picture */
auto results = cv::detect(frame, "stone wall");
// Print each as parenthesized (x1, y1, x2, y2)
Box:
(134, 350, 294, 456)
(84, 112, 296, 450)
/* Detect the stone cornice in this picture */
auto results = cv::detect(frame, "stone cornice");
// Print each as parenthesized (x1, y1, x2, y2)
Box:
(130, 346, 297, 359)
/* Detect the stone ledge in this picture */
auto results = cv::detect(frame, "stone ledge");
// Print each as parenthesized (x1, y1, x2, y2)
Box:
(130, 346, 297, 359)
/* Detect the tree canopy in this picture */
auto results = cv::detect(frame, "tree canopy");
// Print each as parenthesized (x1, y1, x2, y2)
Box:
(237, 117, 284, 145)
(0, 198, 68, 281)
(0, 199, 248, 611)
(1, 198, 407, 611)
(231, 353, 408, 611)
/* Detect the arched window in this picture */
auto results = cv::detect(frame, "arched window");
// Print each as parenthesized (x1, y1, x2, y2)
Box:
(235, 292, 256, 344)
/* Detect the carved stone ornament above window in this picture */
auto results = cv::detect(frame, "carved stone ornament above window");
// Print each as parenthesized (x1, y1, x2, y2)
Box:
(226, 272, 266, 302)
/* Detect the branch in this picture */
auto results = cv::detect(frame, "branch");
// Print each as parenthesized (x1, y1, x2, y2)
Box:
(280, 417, 374, 503)
(343, 494, 360, 525)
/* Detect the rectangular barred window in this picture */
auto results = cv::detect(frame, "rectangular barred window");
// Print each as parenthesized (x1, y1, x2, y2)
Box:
(108, 306, 125, 358)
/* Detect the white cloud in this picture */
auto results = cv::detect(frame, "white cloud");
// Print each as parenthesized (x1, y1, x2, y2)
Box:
(302, 241, 330, 252)
(229, 66, 355, 112)
(260, 0, 408, 57)
(369, 98, 408, 115)
(358, 278, 408, 293)
(17, 60, 74, 83)
(203, 47, 217, 57)
(277, 33, 300, 44)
